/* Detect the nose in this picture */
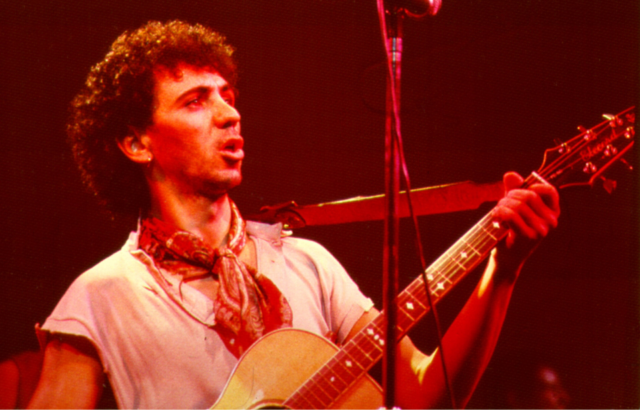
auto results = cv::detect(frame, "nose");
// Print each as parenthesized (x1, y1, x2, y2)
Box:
(213, 96, 241, 129)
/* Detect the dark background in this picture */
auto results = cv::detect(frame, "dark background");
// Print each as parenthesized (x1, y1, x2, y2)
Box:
(1, 0, 638, 407)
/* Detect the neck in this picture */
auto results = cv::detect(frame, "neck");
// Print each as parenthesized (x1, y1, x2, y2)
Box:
(148, 187, 233, 249)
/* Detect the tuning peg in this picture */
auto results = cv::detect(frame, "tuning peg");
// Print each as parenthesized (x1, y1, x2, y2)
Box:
(603, 144, 618, 157)
(583, 130, 595, 141)
(603, 113, 623, 126)
(619, 158, 634, 171)
(583, 162, 597, 174)
(554, 138, 569, 154)
(624, 126, 635, 139)
(599, 176, 617, 194)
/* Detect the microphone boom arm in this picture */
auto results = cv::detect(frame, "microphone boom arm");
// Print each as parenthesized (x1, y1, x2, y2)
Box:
(246, 180, 504, 229)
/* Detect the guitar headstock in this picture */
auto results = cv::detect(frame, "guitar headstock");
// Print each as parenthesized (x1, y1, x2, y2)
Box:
(538, 107, 635, 190)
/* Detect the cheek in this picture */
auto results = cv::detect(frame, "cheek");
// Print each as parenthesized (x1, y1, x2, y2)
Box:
(149, 120, 200, 154)
(146, 109, 219, 166)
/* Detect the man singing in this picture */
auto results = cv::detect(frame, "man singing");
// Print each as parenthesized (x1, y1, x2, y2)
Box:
(29, 21, 559, 409)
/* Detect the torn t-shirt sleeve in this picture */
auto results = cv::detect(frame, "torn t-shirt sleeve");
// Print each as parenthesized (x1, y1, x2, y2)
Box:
(280, 237, 375, 344)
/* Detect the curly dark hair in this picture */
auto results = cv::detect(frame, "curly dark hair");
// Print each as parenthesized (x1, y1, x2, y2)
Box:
(68, 20, 238, 217)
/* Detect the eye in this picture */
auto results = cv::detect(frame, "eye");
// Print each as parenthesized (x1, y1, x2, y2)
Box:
(220, 87, 236, 106)
(185, 98, 202, 107)
(223, 94, 235, 106)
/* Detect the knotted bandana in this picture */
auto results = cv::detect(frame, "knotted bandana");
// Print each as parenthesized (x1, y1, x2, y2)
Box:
(138, 201, 292, 357)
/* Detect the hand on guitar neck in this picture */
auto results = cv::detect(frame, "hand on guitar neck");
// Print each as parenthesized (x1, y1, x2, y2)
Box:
(391, 171, 561, 409)
(490, 171, 560, 281)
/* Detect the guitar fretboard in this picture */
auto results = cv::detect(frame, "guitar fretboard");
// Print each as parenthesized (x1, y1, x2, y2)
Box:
(282, 107, 636, 408)
(284, 211, 508, 409)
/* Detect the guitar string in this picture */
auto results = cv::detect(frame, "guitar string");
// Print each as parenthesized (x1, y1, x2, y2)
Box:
(287, 213, 504, 408)
(286, 322, 385, 408)
(286, 112, 634, 408)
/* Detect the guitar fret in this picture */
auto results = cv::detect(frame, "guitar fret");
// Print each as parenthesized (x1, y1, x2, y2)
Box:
(344, 344, 370, 371)
(440, 272, 454, 285)
(317, 365, 349, 393)
(455, 239, 479, 257)
(425, 268, 445, 288)
(339, 351, 365, 377)
(452, 248, 479, 270)
(311, 364, 343, 395)
(429, 280, 450, 295)
(308, 380, 331, 408)
(409, 286, 428, 311)
(351, 336, 382, 368)
(313, 362, 351, 408)
(453, 252, 470, 265)
(368, 321, 385, 339)
(351, 338, 376, 364)
(399, 301, 419, 322)
(397, 301, 423, 332)
(430, 258, 451, 275)
(462, 239, 481, 256)
(428, 267, 455, 295)
(306, 377, 334, 406)
(356, 340, 382, 361)
(277, 108, 637, 410)
(403, 288, 426, 316)
(355, 328, 380, 357)
(324, 354, 354, 384)
(480, 223, 498, 240)
(284, 210, 512, 409)
(293, 382, 322, 409)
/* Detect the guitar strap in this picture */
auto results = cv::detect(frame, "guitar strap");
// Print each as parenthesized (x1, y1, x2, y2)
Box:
(138, 201, 293, 358)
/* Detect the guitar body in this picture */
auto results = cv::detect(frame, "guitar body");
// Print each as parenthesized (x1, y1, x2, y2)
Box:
(211, 329, 383, 409)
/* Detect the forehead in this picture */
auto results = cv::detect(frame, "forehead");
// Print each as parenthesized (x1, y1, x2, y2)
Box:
(152, 64, 232, 98)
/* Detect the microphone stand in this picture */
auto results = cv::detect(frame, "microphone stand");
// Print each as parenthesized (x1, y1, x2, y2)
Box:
(382, 6, 403, 409)
(379, 2, 445, 408)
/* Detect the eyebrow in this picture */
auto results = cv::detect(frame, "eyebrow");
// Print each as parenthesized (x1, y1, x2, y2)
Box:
(175, 83, 235, 105)
(175, 86, 210, 103)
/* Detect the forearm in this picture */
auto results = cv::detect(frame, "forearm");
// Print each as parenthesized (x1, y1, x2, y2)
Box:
(397, 249, 519, 409)
(396, 173, 559, 408)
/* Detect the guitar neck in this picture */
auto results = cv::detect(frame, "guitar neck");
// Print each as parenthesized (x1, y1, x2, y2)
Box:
(212, 108, 633, 410)
(285, 208, 509, 409)
(283, 106, 636, 408)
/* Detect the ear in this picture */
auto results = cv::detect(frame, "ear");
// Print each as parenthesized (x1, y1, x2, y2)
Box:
(117, 131, 153, 165)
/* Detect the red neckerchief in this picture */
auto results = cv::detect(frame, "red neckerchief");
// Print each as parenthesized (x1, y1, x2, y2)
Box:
(138, 201, 292, 358)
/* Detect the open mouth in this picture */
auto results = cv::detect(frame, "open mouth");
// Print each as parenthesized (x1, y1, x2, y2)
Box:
(220, 137, 245, 161)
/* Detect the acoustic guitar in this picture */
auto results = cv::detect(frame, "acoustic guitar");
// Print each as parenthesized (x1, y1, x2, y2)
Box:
(212, 107, 635, 409)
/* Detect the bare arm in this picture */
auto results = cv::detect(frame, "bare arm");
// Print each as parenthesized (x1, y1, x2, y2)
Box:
(28, 336, 104, 409)
(0, 359, 19, 409)
(395, 251, 520, 409)
(347, 172, 560, 409)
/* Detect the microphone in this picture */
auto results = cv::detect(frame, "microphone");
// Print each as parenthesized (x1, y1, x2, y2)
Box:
(390, 0, 442, 18)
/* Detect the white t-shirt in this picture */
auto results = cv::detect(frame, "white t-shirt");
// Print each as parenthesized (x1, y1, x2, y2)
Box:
(41, 221, 373, 409)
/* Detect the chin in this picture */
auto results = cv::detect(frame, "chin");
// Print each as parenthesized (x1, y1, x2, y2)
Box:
(225, 170, 242, 189)
(200, 173, 242, 197)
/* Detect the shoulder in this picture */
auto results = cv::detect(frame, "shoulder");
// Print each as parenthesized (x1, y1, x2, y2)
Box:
(281, 236, 340, 268)
(245, 220, 332, 252)
(246, 221, 340, 267)
(48, 233, 151, 319)
(72, 232, 147, 290)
